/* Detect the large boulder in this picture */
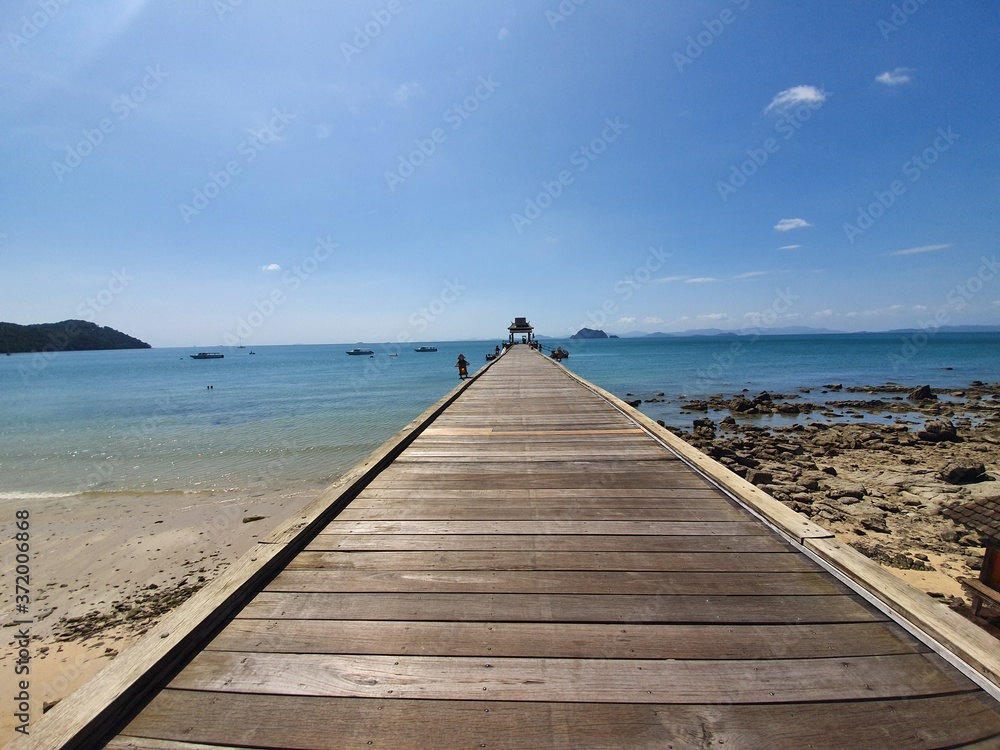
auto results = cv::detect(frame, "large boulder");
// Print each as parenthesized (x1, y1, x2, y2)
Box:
(938, 461, 988, 485)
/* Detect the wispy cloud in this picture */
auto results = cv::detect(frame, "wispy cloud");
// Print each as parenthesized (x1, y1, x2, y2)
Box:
(315, 123, 332, 140)
(497, 27, 509, 40)
(260, 263, 281, 271)
(765, 85, 827, 114)
(890, 243, 952, 256)
(643, 316, 663, 324)
(617, 316, 636, 325)
(685, 277, 718, 283)
(654, 275, 686, 283)
(778, 244, 802, 251)
(813, 309, 834, 318)
(698, 313, 729, 321)
(774, 218, 812, 232)
(876, 67, 914, 85)
(734, 271, 766, 280)
(392, 82, 424, 105)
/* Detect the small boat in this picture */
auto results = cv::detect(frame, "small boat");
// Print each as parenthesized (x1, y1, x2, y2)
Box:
(346, 348, 374, 355)
(414, 346, 438, 352)
(190, 352, 224, 359)
(485, 353, 497, 361)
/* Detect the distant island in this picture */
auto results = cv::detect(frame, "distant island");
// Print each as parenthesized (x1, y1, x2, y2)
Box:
(570, 328, 610, 340)
(0, 320, 151, 354)
(620, 325, 1000, 338)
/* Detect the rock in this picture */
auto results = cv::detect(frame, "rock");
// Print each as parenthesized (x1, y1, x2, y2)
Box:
(821, 466, 838, 476)
(728, 395, 755, 413)
(746, 469, 773, 486)
(938, 461, 987, 485)
(241, 515, 266, 523)
(625, 399, 641, 408)
(908, 385, 937, 402)
(827, 484, 866, 500)
(681, 400, 709, 412)
(917, 420, 961, 443)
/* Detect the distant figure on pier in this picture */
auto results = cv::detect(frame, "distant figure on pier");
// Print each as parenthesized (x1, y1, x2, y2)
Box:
(455, 354, 469, 379)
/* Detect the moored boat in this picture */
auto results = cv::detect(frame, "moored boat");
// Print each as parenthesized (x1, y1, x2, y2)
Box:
(414, 346, 438, 352)
(346, 348, 374, 355)
(190, 352, 224, 359)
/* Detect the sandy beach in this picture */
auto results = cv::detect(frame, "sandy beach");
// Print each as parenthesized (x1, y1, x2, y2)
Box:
(0, 486, 317, 742)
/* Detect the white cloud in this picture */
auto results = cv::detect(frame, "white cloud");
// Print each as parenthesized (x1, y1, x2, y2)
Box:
(260, 263, 281, 272)
(734, 271, 766, 279)
(778, 244, 802, 251)
(617, 317, 636, 325)
(774, 218, 812, 232)
(685, 277, 717, 283)
(315, 123, 332, 140)
(876, 67, 914, 85)
(890, 243, 952, 256)
(765, 85, 827, 114)
(643, 316, 663, 324)
(813, 309, 834, 318)
(699, 313, 729, 321)
(654, 275, 686, 283)
(392, 82, 424, 104)
(913, 305, 928, 312)
(887, 304, 905, 312)
(497, 27, 509, 40)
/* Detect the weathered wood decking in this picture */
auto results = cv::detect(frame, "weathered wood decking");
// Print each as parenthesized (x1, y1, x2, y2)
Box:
(21, 346, 1000, 748)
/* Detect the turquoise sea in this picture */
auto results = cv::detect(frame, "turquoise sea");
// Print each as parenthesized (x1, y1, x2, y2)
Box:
(1, 333, 998, 500)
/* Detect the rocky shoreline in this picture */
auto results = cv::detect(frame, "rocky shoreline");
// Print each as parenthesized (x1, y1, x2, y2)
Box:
(646, 381, 1000, 626)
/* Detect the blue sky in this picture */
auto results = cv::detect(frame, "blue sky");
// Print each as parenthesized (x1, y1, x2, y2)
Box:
(1, 0, 997, 346)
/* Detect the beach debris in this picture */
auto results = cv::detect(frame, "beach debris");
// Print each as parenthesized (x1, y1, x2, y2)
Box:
(242, 515, 266, 523)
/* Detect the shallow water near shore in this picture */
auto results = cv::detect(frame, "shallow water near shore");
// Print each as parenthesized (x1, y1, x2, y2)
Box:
(1, 333, 998, 499)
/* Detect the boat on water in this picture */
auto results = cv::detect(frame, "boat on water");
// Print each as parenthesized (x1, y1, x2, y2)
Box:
(414, 346, 438, 352)
(190, 352, 224, 359)
(346, 348, 374, 355)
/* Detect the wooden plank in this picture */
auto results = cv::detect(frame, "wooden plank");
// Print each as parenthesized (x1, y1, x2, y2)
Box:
(206, 619, 928, 659)
(346, 494, 739, 509)
(420, 427, 646, 435)
(264, 569, 844, 596)
(355, 487, 727, 499)
(166, 651, 970, 703)
(306, 533, 789, 552)
(333, 506, 749, 522)
(237, 591, 883, 624)
(111, 691, 1000, 750)
(287, 550, 814, 571)
(318, 520, 767, 536)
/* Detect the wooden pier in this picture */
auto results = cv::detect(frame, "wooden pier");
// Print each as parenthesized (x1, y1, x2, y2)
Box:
(21, 346, 1000, 749)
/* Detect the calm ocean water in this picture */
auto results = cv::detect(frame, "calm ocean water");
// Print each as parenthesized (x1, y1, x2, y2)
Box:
(2, 333, 997, 499)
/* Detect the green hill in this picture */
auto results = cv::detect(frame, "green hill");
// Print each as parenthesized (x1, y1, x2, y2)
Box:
(0, 320, 151, 354)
